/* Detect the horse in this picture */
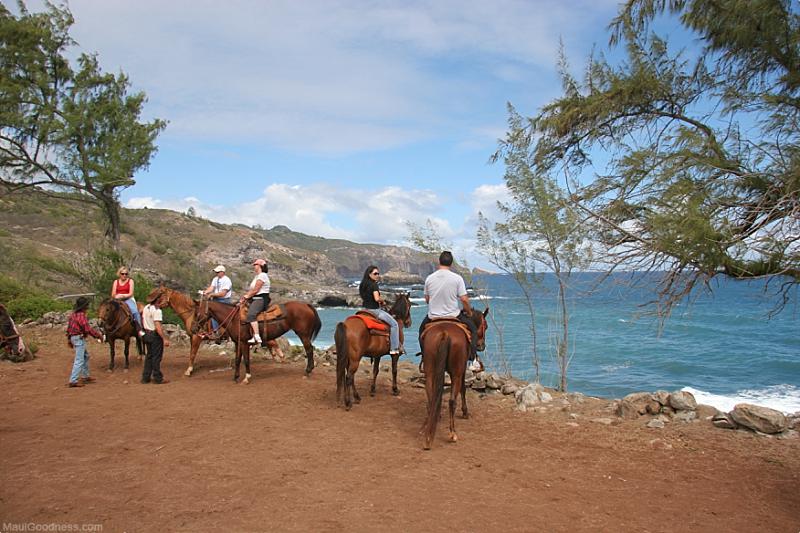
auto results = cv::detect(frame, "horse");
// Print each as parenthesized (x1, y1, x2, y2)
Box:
(194, 298, 323, 382)
(420, 307, 489, 449)
(0, 303, 31, 362)
(97, 298, 144, 371)
(148, 286, 292, 376)
(335, 293, 412, 410)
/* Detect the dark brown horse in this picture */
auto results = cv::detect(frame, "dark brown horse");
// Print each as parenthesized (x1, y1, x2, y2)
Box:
(335, 294, 412, 410)
(193, 300, 254, 383)
(0, 303, 31, 362)
(194, 298, 323, 382)
(420, 307, 489, 449)
(97, 298, 145, 371)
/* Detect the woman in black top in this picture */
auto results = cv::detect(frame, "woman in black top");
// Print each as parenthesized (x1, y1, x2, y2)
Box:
(358, 265, 400, 355)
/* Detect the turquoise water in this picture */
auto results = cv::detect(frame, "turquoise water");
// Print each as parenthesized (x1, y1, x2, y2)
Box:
(296, 273, 799, 412)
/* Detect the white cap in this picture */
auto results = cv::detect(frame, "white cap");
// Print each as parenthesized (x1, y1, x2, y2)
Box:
(213, 265, 226, 273)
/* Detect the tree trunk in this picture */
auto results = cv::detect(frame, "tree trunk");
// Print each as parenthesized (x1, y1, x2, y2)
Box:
(97, 191, 121, 250)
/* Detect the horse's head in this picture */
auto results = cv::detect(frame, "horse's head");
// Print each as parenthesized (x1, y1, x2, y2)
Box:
(0, 304, 20, 358)
(147, 286, 169, 308)
(467, 307, 489, 352)
(96, 299, 117, 327)
(389, 293, 412, 328)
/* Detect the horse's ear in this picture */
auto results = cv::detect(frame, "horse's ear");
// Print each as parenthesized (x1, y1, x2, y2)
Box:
(483, 307, 489, 317)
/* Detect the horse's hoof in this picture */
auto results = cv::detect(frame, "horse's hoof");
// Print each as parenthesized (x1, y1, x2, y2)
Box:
(392, 389, 400, 396)
(461, 413, 470, 419)
(106, 368, 113, 373)
(184, 368, 193, 377)
(448, 433, 458, 443)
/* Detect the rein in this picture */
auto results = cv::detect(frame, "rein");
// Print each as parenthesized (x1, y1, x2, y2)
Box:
(196, 298, 240, 336)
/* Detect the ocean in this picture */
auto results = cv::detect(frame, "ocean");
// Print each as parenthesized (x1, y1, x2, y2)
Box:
(295, 273, 800, 414)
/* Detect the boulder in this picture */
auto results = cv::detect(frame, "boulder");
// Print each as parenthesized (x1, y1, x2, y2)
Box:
(317, 295, 349, 307)
(615, 392, 653, 419)
(501, 382, 520, 396)
(712, 413, 738, 430)
(695, 404, 721, 420)
(485, 373, 504, 390)
(673, 410, 697, 423)
(515, 383, 553, 412)
(646, 419, 665, 429)
(729, 403, 787, 434)
(653, 390, 671, 406)
(669, 390, 697, 411)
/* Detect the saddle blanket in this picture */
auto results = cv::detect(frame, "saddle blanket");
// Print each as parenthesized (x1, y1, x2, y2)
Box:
(239, 303, 284, 323)
(419, 317, 472, 345)
(353, 311, 389, 335)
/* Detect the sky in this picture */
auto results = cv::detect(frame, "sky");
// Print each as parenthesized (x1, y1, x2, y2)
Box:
(23, 0, 627, 267)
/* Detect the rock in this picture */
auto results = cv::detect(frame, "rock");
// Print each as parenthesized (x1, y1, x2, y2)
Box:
(695, 404, 720, 420)
(539, 391, 553, 403)
(566, 392, 586, 404)
(653, 390, 671, 406)
(729, 403, 787, 434)
(712, 413, 738, 429)
(649, 438, 673, 450)
(317, 295, 349, 307)
(501, 382, 519, 396)
(645, 400, 662, 415)
(592, 418, 614, 425)
(646, 419, 665, 429)
(673, 410, 697, 423)
(616, 392, 654, 419)
(669, 390, 697, 411)
(565, 422, 580, 428)
(485, 373, 504, 390)
(468, 374, 481, 390)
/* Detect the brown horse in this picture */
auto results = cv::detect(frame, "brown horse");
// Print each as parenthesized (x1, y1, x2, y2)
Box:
(193, 300, 254, 383)
(194, 298, 323, 382)
(97, 298, 144, 371)
(148, 286, 290, 376)
(335, 293, 412, 410)
(420, 307, 489, 449)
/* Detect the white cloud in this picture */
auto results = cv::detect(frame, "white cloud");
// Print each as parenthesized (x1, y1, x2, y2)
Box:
(52, 0, 618, 155)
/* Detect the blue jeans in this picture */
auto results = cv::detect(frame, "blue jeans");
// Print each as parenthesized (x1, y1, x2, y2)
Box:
(367, 309, 400, 352)
(210, 297, 232, 331)
(69, 335, 90, 383)
(123, 298, 142, 330)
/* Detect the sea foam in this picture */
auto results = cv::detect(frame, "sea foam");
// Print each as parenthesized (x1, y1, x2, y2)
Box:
(683, 385, 800, 414)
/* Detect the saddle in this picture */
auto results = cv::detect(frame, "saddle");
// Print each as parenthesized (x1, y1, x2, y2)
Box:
(353, 311, 390, 336)
(238, 302, 285, 323)
(419, 317, 472, 346)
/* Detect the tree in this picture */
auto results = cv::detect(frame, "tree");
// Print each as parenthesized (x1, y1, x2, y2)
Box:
(0, 1, 166, 247)
(484, 107, 592, 391)
(505, 0, 799, 314)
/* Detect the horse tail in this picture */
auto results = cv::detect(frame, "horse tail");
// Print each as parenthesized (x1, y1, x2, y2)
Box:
(423, 331, 450, 449)
(135, 334, 144, 356)
(334, 322, 347, 403)
(308, 304, 322, 342)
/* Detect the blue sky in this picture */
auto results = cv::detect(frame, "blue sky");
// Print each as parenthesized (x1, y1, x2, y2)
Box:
(30, 0, 629, 265)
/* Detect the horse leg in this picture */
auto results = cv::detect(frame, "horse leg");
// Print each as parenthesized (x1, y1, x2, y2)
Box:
(233, 341, 242, 383)
(301, 336, 315, 376)
(370, 356, 379, 396)
(185, 334, 202, 376)
(123, 338, 130, 370)
(242, 344, 252, 385)
(391, 353, 400, 396)
(448, 360, 465, 442)
(108, 340, 115, 372)
(344, 362, 354, 411)
(460, 372, 469, 419)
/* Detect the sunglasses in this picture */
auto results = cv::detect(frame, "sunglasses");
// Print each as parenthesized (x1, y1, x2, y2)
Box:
(120, 272, 129, 276)
(371, 271, 380, 276)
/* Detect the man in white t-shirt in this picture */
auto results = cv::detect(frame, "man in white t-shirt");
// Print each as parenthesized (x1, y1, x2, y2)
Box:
(201, 265, 234, 338)
(418, 251, 479, 367)
(141, 292, 171, 384)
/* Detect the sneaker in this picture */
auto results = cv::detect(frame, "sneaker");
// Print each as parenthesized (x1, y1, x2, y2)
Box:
(154, 379, 170, 385)
(138, 330, 146, 338)
(67, 382, 84, 388)
(80, 376, 96, 383)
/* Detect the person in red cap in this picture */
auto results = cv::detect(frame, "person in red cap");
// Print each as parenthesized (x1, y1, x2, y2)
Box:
(65, 296, 103, 387)
(240, 258, 270, 345)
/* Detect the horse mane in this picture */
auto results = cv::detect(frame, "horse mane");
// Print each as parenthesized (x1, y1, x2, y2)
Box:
(389, 293, 410, 320)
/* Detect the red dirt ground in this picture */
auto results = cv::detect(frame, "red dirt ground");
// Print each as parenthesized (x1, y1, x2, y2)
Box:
(1, 325, 799, 533)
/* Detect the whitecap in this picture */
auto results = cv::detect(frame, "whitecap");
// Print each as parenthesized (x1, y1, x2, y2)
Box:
(682, 385, 800, 414)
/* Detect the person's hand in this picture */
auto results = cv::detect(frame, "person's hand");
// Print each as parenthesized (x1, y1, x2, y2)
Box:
(198, 290, 205, 296)
(67, 339, 73, 349)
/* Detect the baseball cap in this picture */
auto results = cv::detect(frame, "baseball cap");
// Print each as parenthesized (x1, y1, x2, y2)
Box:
(213, 265, 226, 272)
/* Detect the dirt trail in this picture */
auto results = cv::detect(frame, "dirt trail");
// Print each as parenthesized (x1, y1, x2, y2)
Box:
(1, 325, 798, 532)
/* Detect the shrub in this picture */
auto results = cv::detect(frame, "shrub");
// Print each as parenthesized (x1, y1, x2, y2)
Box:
(0, 274, 25, 302)
(6, 295, 71, 321)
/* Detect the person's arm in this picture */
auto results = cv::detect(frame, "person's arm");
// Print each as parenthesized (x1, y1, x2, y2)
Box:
(241, 279, 264, 301)
(202, 282, 214, 296)
(459, 294, 472, 314)
(372, 290, 385, 307)
(155, 318, 170, 347)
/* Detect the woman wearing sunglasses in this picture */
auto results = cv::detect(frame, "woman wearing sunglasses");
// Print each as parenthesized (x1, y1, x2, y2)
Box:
(358, 265, 400, 355)
(110, 266, 144, 337)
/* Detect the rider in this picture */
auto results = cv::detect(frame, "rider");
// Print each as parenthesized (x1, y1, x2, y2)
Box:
(111, 266, 144, 337)
(200, 265, 233, 338)
(241, 258, 270, 346)
(358, 265, 401, 355)
(418, 251, 480, 371)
